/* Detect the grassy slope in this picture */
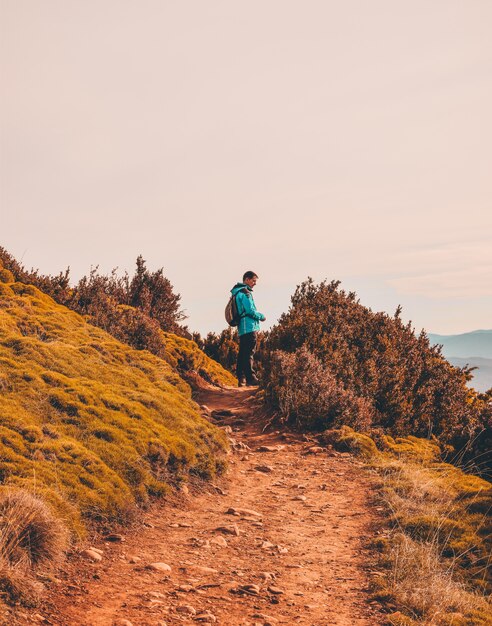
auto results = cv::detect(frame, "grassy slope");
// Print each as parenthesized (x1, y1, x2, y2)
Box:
(323, 427, 492, 625)
(161, 331, 236, 387)
(0, 273, 228, 535)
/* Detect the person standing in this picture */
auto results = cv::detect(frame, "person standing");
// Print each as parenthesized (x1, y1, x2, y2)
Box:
(230, 271, 266, 386)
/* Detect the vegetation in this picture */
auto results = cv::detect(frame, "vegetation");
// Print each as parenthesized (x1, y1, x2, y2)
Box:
(0, 268, 228, 537)
(263, 278, 492, 476)
(194, 328, 239, 374)
(0, 247, 235, 387)
(322, 428, 492, 625)
(161, 331, 236, 387)
(0, 490, 68, 604)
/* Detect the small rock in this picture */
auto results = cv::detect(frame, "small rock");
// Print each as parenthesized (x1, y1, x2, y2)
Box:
(212, 409, 233, 418)
(80, 549, 102, 562)
(180, 485, 190, 495)
(211, 484, 226, 495)
(215, 524, 240, 536)
(200, 405, 211, 413)
(113, 620, 133, 626)
(261, 541, 275, 549)
(303, 446, 324, 455)
(177, 584, 195, 592)
(226, 507, 262, 518)
(252, 614, 278, 624)
(257, 445, 280, 452)
(147, 562, 172, 572)
(267, 586, 284, 594)
(255, 465, 273, 473)
(32, 615, 46, 623)
(210, 536, 228, 547)
(195, 610, 217, 623)
(292, 495, 306, 501)
(104, 533, 123, 542)
(238, 583, 260, 595)
(128, 555, 140, 563)
(176, 605, 196, 615)
(148, 591, 166, 599)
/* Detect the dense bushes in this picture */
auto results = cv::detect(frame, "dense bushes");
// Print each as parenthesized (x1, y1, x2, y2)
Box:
(0, 248, 235, 386)
(194, 328, 239, 374)
(269, 347, 373, 430)
(263, 279, 491, 474)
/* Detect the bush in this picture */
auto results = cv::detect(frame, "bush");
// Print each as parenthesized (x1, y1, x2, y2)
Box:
(263, 279, 491, 475)
(266, 347, 373, 430)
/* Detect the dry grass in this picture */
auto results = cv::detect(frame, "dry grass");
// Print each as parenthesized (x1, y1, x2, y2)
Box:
(387, 533, 490, 625)
(324, 427, 492, 625)
(0, 490, 67, 605)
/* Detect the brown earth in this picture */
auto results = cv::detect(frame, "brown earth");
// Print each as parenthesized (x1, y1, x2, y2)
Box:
(12, 387, 386, 626)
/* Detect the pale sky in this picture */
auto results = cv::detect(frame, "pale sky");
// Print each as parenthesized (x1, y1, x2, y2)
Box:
(1, 1, 491, 335)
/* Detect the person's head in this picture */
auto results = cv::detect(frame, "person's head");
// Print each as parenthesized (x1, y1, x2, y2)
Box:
(243, 271, 258, 288)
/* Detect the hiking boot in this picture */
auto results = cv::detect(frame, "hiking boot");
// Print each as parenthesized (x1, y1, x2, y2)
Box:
(246, 376, 259, 386)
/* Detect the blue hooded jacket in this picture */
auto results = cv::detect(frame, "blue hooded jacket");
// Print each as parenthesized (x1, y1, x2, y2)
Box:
(231, 283, 265, 336)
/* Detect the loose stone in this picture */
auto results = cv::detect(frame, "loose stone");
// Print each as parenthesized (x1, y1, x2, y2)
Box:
(80, 549, 103, 562)
(147, 562, 172, 572)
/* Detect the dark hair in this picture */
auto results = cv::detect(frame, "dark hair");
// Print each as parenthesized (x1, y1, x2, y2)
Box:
(243, 271, 258, 282)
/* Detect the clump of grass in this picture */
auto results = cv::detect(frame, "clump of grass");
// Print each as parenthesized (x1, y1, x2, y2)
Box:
(384, 533, 491, 625)
(320, 427, 492, 624)
(0, 490, 68, 605)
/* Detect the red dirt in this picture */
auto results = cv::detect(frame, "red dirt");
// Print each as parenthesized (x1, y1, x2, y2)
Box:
(13, 387, 386, 626)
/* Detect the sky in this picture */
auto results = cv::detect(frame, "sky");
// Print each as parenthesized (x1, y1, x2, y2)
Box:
(1, 1, 491, 336)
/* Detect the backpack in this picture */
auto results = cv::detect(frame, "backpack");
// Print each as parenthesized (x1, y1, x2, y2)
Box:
(225, 289, 246, 327)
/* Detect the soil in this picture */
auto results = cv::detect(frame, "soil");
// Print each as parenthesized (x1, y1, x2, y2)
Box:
(13, 387, 386, 626)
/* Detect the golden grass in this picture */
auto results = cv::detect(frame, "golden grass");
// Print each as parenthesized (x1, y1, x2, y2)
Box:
(325, 427, 492, 625)
(0, 280, 228, 538)
(161, 331, 236, 387)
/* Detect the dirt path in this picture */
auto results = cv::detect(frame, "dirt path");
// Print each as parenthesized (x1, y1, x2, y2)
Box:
(19, 387, 385, 626)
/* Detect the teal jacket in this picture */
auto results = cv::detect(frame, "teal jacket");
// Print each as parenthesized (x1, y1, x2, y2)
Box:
(231, 283, 265, 336)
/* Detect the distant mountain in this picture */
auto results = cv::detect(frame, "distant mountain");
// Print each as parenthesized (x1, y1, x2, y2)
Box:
(448, 357, 492, 393)
(428, 329, 492, 359)
(428, 330, 492, 392)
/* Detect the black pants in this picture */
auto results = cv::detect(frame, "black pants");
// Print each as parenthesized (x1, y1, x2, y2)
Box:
(237, 331, 257, 383)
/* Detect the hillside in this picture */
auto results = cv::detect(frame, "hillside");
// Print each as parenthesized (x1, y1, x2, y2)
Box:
(428, 330, 492, 392)
(449, 357, 492, 393)
(428, 330, 492, 359)
(0, 271, 230, 535)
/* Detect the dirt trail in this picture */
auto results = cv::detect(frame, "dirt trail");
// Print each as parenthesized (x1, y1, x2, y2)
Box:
(20, 387, 385, 626)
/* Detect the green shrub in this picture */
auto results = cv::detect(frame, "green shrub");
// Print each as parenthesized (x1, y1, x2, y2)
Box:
(263, 278, 491, 474)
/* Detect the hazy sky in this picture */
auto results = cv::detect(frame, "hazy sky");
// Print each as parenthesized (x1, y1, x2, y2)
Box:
(2, 1, 491, 335)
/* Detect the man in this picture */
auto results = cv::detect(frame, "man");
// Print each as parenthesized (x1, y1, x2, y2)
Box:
(230, 271, 266, 387)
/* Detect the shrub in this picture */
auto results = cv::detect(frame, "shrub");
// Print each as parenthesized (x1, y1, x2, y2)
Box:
(263, 278, 491, 474)
(266, 347, 373, 430)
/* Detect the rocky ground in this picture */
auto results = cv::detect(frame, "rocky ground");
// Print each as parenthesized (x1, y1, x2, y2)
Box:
(13, 387, 386, 626)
